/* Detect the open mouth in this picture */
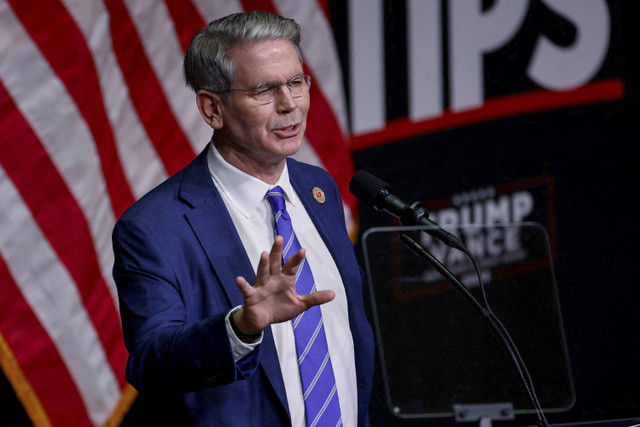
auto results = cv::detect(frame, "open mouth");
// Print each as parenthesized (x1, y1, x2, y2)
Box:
(279, 123, 298, 131)
(273, 123, 300, 136)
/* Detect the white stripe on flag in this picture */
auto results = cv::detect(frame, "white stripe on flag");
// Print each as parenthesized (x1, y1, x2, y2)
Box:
(191, 0, 243, 22)
(0, 165, 120, 426)
(61, 0, 170, 199)
(123, 0, 211, 153)
(0, 6, 119, 304)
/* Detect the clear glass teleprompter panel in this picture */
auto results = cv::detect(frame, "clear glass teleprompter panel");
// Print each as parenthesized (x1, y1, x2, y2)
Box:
(362, 222, 574, 419)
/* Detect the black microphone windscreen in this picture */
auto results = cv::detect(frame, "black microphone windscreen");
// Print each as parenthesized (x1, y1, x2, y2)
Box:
(349, 170, 392, 205)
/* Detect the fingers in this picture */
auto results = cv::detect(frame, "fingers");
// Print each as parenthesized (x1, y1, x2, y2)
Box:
(301, 289, 335, 307)
(268, 236, 306, 276)
(254, 237, 306, 287)
(282, 247, 305, 275)
(269, 236, 284, 275)
(254, 251, 271, 285)
(236, 275, 253, 297)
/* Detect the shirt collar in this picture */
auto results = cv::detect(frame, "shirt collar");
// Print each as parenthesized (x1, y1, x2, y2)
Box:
(207, 142, 295, 218)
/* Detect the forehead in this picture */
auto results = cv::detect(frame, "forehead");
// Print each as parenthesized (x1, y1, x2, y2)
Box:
(229, 39, 303, 84)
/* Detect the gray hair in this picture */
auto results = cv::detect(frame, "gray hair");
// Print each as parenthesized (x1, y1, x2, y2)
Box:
(183, 11, 303, 96)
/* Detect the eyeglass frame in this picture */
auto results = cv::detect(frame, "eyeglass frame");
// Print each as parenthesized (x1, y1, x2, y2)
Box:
(220, 74, 311, 104)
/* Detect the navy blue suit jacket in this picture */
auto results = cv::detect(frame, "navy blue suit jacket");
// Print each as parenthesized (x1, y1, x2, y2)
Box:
(113, 147, 375, 426)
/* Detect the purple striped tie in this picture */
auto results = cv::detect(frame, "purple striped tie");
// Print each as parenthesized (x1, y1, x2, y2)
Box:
(266, 186, 342, 427)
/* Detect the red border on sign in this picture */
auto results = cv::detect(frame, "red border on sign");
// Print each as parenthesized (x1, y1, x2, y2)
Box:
(351, 79, 625, 151)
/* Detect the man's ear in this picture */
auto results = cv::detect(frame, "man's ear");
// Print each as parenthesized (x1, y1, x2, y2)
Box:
(196, 90, 224, 129)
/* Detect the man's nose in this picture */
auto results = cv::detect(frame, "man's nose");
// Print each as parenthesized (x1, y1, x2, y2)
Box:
(275, 84, 299, 111)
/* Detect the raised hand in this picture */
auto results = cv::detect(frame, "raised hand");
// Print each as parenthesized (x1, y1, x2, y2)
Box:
(232, 236, 335, 336)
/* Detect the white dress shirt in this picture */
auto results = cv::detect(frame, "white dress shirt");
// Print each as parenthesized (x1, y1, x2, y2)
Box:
(207, 143, 357, 426)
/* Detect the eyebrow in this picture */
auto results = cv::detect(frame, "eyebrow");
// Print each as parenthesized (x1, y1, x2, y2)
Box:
(250, 73, 305, 90)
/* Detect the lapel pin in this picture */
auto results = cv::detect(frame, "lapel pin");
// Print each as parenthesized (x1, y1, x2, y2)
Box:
(312, 187, 325, 204)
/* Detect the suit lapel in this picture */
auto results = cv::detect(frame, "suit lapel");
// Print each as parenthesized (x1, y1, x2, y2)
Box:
(289, 159, 361, 340)
(288, 159, 345, 278)
(179, 147, 290, 415)
(179, 149, 253, 307)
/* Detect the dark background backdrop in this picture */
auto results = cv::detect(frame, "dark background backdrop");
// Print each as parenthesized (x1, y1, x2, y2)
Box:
(331, 0, 639, 426)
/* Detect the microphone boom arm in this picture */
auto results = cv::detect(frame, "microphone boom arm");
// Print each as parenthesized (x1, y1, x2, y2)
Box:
(398, 232, 549, 427)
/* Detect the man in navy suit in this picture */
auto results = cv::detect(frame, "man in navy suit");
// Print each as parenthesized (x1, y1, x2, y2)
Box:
(112, 11, 374, 426)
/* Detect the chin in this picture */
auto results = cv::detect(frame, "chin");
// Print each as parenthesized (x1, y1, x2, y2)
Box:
(277, 137, 304, 157)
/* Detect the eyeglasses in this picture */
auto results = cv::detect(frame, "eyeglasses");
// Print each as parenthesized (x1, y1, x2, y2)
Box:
(226, 74, 311, 105)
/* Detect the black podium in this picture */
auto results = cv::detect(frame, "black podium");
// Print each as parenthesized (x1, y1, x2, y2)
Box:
(361, 222, 574, 424)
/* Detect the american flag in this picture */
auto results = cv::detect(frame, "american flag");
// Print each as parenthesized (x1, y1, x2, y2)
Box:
(0, 1, 355, 425)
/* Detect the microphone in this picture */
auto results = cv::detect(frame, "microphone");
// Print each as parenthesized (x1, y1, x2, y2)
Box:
(349, 170, 466, 251)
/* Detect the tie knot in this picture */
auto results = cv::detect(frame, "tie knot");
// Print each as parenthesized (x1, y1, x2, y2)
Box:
(266, 186, 286, 213)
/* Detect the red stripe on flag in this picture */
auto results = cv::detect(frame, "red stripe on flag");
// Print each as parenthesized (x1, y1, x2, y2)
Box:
(8, 0, 135, 218)
(239, 0, 356, 212)
(163, 0, 207, 54)
(0, 82, 128, 387)
(0, 257, 92, 427)
(104, 0, 197, 176)
(240, 0, 277, 13)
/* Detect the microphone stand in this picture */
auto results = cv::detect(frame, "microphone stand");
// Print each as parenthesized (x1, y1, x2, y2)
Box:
(399, 232, 549, 427)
